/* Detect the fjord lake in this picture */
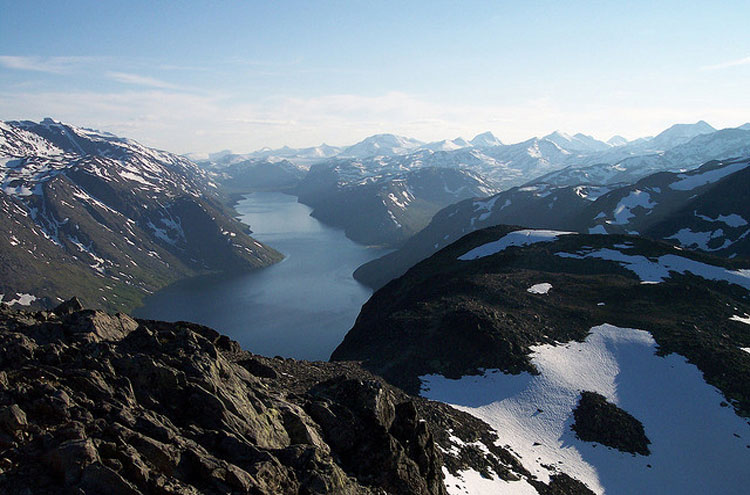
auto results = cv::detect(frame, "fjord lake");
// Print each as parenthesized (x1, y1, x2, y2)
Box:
(134, 192, 388, 360)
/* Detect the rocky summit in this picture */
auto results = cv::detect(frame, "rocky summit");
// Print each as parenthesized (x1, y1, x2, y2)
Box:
(0, 299, 590, 494)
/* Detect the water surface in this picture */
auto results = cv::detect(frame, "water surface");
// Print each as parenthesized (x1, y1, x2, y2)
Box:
(134, 192, 387, 360)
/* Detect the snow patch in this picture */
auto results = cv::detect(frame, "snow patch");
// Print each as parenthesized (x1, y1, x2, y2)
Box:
(730, 314, 750, 325)
(669, 161, 750, 191)
(556, 248, 750, 289)
(1, 293, 37, 306)
(666, 228, 730, 252)
(607, 190, 655, 225)
(458, 229, 573, 261)
(527, 283, 553, 294)
(695, 212, 748, 228)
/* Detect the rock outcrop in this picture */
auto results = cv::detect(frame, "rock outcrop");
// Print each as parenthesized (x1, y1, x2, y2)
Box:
(571, 392, 651, 456)
(0, 301, 448, 494)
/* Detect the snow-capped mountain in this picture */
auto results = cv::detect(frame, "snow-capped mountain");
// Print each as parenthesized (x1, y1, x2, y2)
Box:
(606, 135, 628, 146)
(0, 119, 282, 311)
(299, 165, 498, 246)
(421, 137, 471, 152)
(469, 131, 503, 147)
(543, 131, 611, 152)
(535, 127, 750, 187)
(336, 226, 750, 494)
(192, 152, 306, 193)
(191, 144, 343, 169)
(339, 133, 424, 158)
(191, 121, 750, 252)
(643, 120, 716, 150)
(354, 156, 750, 289)
(245, 143, 342, 165)
(581, 157, 750, 254)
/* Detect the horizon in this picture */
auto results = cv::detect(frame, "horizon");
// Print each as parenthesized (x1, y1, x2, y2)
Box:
(7, 117, 744, 157)
(1, 1, 749, 153)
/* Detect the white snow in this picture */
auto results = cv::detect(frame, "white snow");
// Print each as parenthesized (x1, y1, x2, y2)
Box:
(527, 283, 553, 294)
(588, 225, 607, 234)
(1, 293, 37, 306)
(387, 192, 409, 209)
(473, 196, 511, 223)
(730, 314, 750, 325)
(556, 248, 750, 289)
(421, 324, 750, 495)
(669, 161, 750, 191)
(666, 228, 730, 252)
(695, 212, 748, 228)
(458, 230, 573, 261)
(442, 466, 538, 495)
(387, 210, 402, 227)
(118, 170, 151, 185)
(607, 190, 655, 225)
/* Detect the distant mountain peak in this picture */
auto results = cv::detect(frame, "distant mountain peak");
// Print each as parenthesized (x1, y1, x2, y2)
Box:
(470, 131, 503, 147)
(607, 135, 629, 146)
(543, 130, 610, 152)
(648, 121, 717, 149)
(340, 133, 423, 157)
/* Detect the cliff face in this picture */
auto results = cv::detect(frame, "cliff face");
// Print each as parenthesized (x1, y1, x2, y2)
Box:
(0, 299, 447, 495)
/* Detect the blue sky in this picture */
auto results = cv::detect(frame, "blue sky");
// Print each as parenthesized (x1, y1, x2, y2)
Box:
(1, 1, 749, 153)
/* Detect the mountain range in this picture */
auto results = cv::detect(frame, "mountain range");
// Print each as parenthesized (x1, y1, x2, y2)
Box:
(355, 156, 750, 288)
(0, 119, 282, 311)
(197, 121, 749, 247)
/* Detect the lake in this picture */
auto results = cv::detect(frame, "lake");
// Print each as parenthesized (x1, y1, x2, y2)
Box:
(134, 192, 388, 361)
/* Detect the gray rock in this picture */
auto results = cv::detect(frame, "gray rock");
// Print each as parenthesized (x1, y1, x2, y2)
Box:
(0, 405, 27, 437)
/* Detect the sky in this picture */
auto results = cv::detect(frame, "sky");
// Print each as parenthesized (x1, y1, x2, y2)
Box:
(1, 0, 749, 153)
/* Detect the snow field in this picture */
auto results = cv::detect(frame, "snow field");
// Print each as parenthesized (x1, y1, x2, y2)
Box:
(422, 324, 750, 495)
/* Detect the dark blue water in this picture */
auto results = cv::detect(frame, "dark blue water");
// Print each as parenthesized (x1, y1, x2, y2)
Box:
(133, 192, 387, 360)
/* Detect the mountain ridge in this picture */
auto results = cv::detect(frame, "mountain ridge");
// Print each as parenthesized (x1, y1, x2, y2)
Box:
(0, 119, 283, 312)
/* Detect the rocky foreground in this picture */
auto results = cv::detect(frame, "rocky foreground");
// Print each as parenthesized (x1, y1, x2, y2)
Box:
(0, 299, 589, 494)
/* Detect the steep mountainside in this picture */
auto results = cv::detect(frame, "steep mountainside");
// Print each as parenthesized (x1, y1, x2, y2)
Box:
(0, 300, 592, 495)
(355, 157, 750, 288)
(335, 226, 750, 494)
(0, 119, 282, 312)
(195, 155, 306, 193)
(580, 158, 750, 254)
(298, 166, 498, 246)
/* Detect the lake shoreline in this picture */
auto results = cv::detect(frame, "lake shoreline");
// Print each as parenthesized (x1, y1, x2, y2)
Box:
(134, 192, 389, 361)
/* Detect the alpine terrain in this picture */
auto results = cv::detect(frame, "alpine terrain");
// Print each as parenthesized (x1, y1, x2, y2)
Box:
(218, 123, 750, 249)
(334, 226, 750, 494)
(355, 154, 750, 289)
(0, 119, 282, 312)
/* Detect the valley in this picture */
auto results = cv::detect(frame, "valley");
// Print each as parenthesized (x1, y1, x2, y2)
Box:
(134, 191, 387, 361)
(5, 4, 750, 494)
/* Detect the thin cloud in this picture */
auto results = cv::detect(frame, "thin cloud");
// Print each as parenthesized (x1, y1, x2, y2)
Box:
(0, 55, 95, 74)
(701, 56, 750, 71)
(2, 88, 749, 154)
(230, 118, 296, 126)
(106, 72, 184, 90)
